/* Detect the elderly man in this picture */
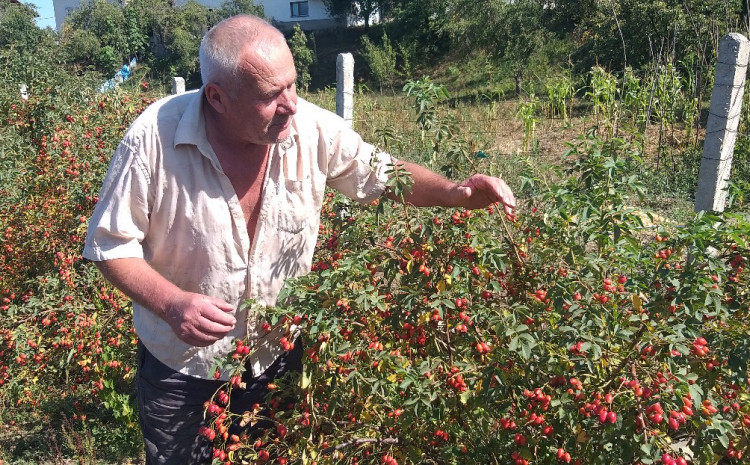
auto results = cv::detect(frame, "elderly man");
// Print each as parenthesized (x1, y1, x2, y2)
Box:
(83, 14, 515, 464)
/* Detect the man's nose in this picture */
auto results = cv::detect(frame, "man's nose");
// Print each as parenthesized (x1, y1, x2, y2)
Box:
(278, 88, 297, 115)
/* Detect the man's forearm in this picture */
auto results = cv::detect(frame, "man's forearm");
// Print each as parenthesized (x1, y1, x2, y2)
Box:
(94, 257, 183, 319)
(95, 258, 237, 346)
(385, 161, 516, 213)
(386, 161, 463, 207)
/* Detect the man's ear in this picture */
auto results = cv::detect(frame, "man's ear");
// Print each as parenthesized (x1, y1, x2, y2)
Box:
(204, 83, 228, 114)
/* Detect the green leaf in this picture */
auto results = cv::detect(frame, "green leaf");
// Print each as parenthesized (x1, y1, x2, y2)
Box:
(688, 383, 704, 405)
(521, 342, 532, 360)
(717, 432, 730, 449)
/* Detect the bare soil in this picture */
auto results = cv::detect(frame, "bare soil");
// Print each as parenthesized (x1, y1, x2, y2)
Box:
(494, 109, 706, 166)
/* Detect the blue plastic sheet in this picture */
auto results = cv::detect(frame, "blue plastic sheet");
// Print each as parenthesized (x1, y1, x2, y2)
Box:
(99, 57, 137, 93)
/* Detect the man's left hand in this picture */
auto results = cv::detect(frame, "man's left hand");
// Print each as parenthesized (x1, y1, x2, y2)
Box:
(453, 174, 516, 214)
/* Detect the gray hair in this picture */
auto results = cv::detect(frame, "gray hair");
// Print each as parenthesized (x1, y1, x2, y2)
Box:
(199, 14, 284, 94)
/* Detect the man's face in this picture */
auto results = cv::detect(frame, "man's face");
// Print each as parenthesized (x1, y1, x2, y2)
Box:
(228, 38, 298, 145)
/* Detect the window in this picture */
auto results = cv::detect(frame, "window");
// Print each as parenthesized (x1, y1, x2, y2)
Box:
(290, 1, 309, 18)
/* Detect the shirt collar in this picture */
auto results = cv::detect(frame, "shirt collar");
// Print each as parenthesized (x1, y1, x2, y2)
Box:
(174, 87, 209, 150)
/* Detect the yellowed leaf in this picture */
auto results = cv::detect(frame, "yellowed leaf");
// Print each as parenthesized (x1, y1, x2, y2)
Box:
(631, 293, 642, 312)
(576, 426, 589, 443)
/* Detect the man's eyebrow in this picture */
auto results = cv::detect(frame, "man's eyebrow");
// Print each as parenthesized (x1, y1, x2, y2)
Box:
(261, 76, 295, 98)
(260, 87, 283, 99)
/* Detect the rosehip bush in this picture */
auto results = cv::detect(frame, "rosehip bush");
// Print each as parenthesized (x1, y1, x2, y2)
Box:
(205, 134, 748, 464)
(0, 76, 157, 459)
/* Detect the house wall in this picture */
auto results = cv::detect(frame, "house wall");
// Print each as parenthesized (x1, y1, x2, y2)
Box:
(53, 0, 83, 31)
(263, 0, 341, 31)
(264, 0, 329, 24)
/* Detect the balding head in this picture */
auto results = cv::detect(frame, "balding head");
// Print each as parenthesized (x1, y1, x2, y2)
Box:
(199, 14, 286, 95)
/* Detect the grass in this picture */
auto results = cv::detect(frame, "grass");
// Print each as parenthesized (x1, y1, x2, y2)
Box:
(303, 85, 705, 224)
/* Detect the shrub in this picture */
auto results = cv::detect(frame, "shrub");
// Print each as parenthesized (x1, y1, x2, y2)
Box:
(203, 134, 749, 464)
(361, 32, 398, 93)
(288, 24, 314, 92)
(0, 75, 156, 460)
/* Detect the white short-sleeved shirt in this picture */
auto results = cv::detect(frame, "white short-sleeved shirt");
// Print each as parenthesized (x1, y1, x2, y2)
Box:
(83, 88, 393, 380)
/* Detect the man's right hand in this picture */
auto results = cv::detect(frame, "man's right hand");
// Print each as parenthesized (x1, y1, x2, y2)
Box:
(164, 292, 236, 347)
(93, 258, 237, 347)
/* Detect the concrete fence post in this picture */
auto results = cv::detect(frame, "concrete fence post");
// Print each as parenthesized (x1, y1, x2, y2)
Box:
(172, 77, 186, 95)
(695, 33, 750, 212)
(336, 53, 354, 127)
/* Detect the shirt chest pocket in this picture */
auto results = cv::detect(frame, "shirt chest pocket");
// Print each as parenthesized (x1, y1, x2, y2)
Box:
(277, 176, 318, 233)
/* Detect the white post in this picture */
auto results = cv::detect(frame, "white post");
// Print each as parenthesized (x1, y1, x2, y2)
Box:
(172, 77, 186, 95)
(336, 53, 354, 127)
(19, 84, 28, 101)
(695, 33, 750, 212)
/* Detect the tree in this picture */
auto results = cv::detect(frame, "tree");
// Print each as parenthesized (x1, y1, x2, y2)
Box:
(0, 2, 45, 53)
(571, 0, 745, 73)
(164, 0, 217, 84)
(387, 0, 452, 59)
(62, 0, 130, 71)
(541, 0, 598, 35)
(62, 27, 103, 67)
(121, 0, 175, 63)
(0, 1, 40, 49)
(287, 24, 314, 92)
(218, 0, 265, 20)
(0, 1, 59, 87)
(322, 0, 386, 30)
(121, 1, 152, 61)
(360, 32, 397, 92)
(446, 0, 551, 94)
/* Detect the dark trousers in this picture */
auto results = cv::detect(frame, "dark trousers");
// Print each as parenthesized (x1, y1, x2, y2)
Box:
(136, 341, 303, 465)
